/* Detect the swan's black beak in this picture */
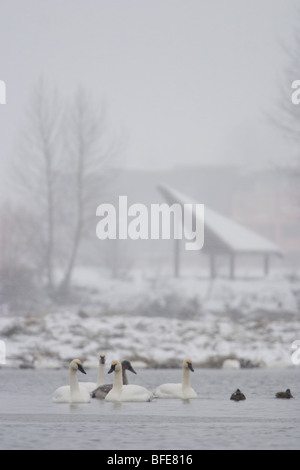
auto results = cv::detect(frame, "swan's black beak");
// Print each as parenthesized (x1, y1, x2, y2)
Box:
(78, 363, 86, 374)
(128, 365, 137, 374)
(108, 364, 116, 374)
(188, 362, 194, 372)
(100, 356, 106, 364)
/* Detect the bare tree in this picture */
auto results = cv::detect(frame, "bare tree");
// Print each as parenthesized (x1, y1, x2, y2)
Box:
(11, 79, 63, 295)
(11, 81, 121, 301)
(57, 88, 120, 297)
(271, 9, 300, 200)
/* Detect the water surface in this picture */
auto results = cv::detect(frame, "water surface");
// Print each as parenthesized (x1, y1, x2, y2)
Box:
(0, 367, 299, 450)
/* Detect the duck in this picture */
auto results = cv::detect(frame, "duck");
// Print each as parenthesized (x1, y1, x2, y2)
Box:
(80, 353, 106, 393)
(153, 358, 197, 399)
(275, 389, 294, 399)
(91, 359, 137, 399)
(230, 389, 246, 401)
(105, 360, 153, 402)
(52, 359, 91, 403)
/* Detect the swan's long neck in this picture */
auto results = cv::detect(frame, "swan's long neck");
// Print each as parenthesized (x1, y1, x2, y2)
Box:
(113, 366, 123, 391)
(97, 362, 105, 386)
(122, 368, 128, 385)
(69, 368, 80, 395)
(182, 367, 191, 389)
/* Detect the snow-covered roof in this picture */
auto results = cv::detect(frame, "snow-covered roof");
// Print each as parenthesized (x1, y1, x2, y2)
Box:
(158, 183, 282, 255)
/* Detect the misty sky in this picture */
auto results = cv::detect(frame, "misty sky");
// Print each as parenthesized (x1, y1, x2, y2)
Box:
(0, 0, 298, 184)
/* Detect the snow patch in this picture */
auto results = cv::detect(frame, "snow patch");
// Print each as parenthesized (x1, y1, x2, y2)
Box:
(1, 269, 299, 369)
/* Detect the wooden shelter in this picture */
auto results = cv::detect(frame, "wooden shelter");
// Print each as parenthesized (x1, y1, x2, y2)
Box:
(158, 184, 283, 278)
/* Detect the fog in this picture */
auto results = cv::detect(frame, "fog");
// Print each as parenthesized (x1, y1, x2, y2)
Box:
(0, 0, 298, 173)
(0, 1, 300, 369)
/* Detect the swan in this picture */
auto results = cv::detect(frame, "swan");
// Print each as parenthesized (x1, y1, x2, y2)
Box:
(153, 358, 197, 399)
(80, 352, 106, 393)
(105, 360, 153, 402)
(91, 359, 136, 399)
(52, 359, 91, 403)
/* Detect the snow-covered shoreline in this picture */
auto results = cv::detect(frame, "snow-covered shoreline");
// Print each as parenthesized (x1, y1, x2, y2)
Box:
(1, 268, 300, 369)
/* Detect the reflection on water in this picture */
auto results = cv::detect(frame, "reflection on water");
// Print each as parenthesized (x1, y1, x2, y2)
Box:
(112, 402, 123, 411)
(0, 368, 299, 450)
(182, 399, 191, 405)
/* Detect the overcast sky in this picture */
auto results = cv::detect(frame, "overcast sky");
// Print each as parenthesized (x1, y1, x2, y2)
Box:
(0, 0, 298, 182)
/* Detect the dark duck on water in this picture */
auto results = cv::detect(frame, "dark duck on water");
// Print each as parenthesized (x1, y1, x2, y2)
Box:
(230, 389, 246, 401)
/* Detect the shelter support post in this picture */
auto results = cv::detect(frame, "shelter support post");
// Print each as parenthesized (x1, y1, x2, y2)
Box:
(210, 253, 216, 279)
(264, 254, 270, 277)
(230, 253, 235, 280)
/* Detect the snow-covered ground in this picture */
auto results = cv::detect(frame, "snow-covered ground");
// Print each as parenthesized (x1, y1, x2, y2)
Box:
(1, 267, 300, 369)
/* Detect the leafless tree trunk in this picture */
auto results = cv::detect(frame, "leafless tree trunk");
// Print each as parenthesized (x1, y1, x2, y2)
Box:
(13, 80, 63, 296)
(271, 9, 300, 201)
(11, 81, 122, 301)
(57, 88, 121, 297)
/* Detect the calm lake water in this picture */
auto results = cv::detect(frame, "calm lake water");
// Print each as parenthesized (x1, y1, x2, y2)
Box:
(0, 367, 299, 450)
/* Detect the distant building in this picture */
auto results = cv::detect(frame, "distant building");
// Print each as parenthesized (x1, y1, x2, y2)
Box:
(88, 165, 300, 276)
(158, 183, 282, 278)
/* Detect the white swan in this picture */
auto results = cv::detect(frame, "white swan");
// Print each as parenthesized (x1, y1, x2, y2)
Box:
(91, 359, 136, 399)
(52, 359, 91, 403)
(153, 358, 197, 399)
(105, 360, 153, 402)
(80, 352, 106, 393)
